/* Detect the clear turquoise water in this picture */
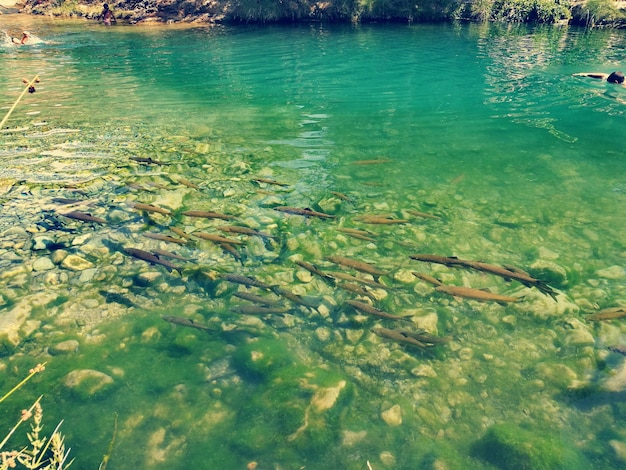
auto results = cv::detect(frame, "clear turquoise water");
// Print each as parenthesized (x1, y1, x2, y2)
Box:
(1, 17, 626, 469)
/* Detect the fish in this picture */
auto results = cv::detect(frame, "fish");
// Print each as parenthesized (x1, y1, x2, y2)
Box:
(218, 225, 276, 240)
(327, 255, 389, 278)
(354, 216, 409, 225)
(330, 191, 354, 203)
(337, 282, 378, 301)
(608, 345, 626, 356)
(294, 260, 336, 285)
(232, 291, 284, 307)
(252, 177, 290, 187)
(398, 329, 452, 345)
(162, 315, 214, 333)
(176, 177, 199, 189)
(346, 300, 411, 322)
(219, 273, 274, 290)
(274, 206, 335, 219)
(128, 202, 171, 215)
(585, 307, 626, 321)
(182, 210, 236, 220)
(328, 271, 392, 290)
(143, 232, 187, 245)
(434, 285, 521, 305)
(123, 247, 182, 273)
(337, 227, 377, 242)
(270, 286, 323, 309)
(130, 156, 167, 165)
(409, 254, 557, 300)
(170, 226, 192, 240)
(350, 159, 392, 165)
(151, 249, 191, 261)
(230, 305, 290, 315)
(411, 272, 443, 287)
(60, 210, 107, 224)
(371, 327, 432, 349)
(219, 243, 244, 262)
(405, 209, 440, 220)
(194, 232, 245, 245)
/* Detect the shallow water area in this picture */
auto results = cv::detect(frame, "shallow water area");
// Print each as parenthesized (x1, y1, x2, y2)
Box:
(1, 16, 626, 469)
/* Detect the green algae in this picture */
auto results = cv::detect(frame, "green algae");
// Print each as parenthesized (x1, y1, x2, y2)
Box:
(472, 423, 590, 470)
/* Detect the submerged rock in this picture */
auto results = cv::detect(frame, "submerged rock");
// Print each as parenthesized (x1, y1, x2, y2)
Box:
(63, 369, 115, 399)
(381, 404, 402, 426)
(472, 423, 588, 469)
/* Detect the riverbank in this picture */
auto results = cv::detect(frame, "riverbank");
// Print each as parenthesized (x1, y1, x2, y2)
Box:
(5, 0, 626, 27)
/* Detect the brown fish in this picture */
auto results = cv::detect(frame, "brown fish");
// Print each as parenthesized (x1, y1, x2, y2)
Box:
(219, 273, 274, 290)
(176, 177, 199, 190)
(327, 256, 388, 278)
(585, 307, 626, 321)
(170, 226, 192, 240)
(270, 286, 322, 309)
(337, 282, 378, 301)
(328, 271, 392, 290)
(60, 210, 107, 224)
(608, 345, 626, 355)
(194, 232, 245, 245)
(218, 225, 276, 240)
(143, 232, 187, 245)
(124, 247, 181, 273)
(355, 216, 408, 225)
(294, 260, 336, 285)
(231, 305, 290, 315)
(409, 254, 557, 300)
(411, 272, 443, 287)
(152, 249, 191, 261)
(162, 315, 214, 332)
(371, 327, 431, 349)
(252, 177, 290, 187)
(337, 227, 377, 242)
(346, 300, 411, 322)
(274, 206, 335, 219)
(182, 210, 236, 220)
(405, 209, 440, 220)
(128, 202, 172, 215)
(330, 191, 354, 203)
(434, 285, 521, 305)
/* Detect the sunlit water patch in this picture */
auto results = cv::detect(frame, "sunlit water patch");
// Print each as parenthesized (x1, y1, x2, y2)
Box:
(0, 18, 626, 469)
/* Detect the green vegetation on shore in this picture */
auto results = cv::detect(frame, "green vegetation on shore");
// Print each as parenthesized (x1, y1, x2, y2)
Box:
(16, 0, 626, 26)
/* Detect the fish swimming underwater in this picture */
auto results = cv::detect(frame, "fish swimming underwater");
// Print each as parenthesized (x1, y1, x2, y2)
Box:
(123, 247, 182, 273)
(162, 315, 214, 333)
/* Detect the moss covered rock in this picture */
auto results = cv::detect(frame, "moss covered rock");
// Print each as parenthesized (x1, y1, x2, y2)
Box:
(472, 423, 589, 470)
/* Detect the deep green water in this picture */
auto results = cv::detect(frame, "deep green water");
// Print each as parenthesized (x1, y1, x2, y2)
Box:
(1, 16, 626, 469)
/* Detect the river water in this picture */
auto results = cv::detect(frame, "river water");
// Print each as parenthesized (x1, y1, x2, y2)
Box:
(1, 16, 626, 469)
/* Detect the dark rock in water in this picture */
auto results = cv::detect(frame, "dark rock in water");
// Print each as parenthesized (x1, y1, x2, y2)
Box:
(472, 423, 589, 470)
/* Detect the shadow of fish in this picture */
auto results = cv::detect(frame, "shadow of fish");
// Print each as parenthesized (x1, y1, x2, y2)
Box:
(231, 305, 291, 315)
(99, 290, 136, 308)
(162, 315, 215, 332)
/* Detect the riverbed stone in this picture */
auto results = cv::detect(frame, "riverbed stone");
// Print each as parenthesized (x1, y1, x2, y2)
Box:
(49, 339, 80, 355)
(32, 256, 55, 271)
(595, 265, 626, 280)
(63, 369, 115, 399)
(61, 254, 94, 271)
(381, 404, 402, 426)
(472, 423, 589, 469)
